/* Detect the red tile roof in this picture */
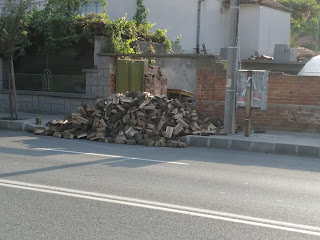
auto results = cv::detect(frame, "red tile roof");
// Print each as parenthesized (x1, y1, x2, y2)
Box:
(224, 0, 292, 13)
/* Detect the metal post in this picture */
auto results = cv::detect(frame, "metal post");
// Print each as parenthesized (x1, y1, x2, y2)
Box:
(315, 18, 319, 55)
(196, 0, 205, 54)
(245, 71, 252, 137)
(10, 58, 18, 120)
(224, 0, 239, 134)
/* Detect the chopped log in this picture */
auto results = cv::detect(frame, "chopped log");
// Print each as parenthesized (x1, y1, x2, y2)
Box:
(192, 131, 202, 135)
(147, 124, 155, 130)
(129, 119, 138, 125)
(156, 117, 165, 132)
(34, 128, 45, 135)
(137, 119, 146, 127)
(179, 108, 186, 116)
(77, 116, 89, 124)
(53, 132, 60, 137)
(87, 132, 97, 140)
(208, 123, 216, 130)
(123, 114, 130, 123)
(144, 105, 156, 111)
(99, 119, 107, 127)
(190, 122, 201, 131)
(139, 99, 150, 109)
(203, 117, 210, 123)
(96, 132, 105, 140)
(125, 127, 138, 137)
(165, 126, 174, 139)
(177, 118, 189, 129)
(96, 127, 106, 132)
(105, 137, 115, 143)
(115, 134, 126, 144)
(64, 133, 74, 139)
(172, 108, 179, 115)
(117, 104, 125, 112)
(136, 111, 145, 119)
(71, 113, 81, 118)
(173, 123, 184, 136)
(49, 119, 63, 125)
(142, 139, 155, 147)
(166, 140, 187, 148)
(93, 117, 100, 128)
(77, 132, 88, 139)
(113, 96, 120, 105)
(126, 139, 137, 145)
(78, 106, 87, 117)
(111, 109, 118, 114)
(121, 97, 133, 103)
(174, 114, 183, 120)
(159, 137, 166, 147)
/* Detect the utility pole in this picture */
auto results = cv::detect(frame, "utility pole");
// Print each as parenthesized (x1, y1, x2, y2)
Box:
(315, 18, 319, 55)
(196, 0, 206, 54)
(224, 0, 240, 134)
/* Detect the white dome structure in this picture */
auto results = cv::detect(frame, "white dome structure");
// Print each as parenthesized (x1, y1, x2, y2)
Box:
(298, 55, 320, 76)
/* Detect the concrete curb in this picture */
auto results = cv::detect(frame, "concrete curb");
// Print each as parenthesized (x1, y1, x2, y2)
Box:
(180, 135, 320, 158)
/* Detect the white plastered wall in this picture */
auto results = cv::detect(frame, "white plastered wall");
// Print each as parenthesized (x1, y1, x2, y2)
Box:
(258, 6, 291, 57)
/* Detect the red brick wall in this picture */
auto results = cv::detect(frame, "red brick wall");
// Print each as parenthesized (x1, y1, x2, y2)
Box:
(196, 70, 320, 133)
(144, 66, 167, 95)
(109, 72, 116, 95)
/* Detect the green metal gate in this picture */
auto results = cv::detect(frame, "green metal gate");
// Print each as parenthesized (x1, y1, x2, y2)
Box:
(116, 59, 145, 93)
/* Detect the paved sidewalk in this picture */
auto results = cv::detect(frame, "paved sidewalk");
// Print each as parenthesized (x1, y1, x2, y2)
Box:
(181, 131, 320, 158)
(0, 112, 63, 132)
(1, 112, 319, 158)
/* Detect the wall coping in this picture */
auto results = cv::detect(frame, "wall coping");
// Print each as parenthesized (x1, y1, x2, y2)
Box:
(98, 53, 219, 59)
(0, 89, 94, 99)
(242, 60, 306, 65)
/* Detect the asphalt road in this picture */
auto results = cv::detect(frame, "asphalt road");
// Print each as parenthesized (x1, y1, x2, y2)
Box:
(1, 130, 320, 240)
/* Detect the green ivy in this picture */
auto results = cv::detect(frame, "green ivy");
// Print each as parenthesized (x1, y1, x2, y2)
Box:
(2, 0, 173, 55)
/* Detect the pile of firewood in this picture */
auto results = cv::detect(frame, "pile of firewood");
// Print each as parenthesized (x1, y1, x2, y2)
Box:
(35, 92, 220, 148)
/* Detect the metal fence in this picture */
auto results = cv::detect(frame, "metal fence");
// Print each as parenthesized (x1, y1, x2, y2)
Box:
(14, 73, 86, 94)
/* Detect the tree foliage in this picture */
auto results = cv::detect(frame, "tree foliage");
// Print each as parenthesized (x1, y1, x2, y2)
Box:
(279, 0, 320, 49)
(27, 0, 91, 53)
(0, 0, 31, 59)
(133, 0, 149, 25)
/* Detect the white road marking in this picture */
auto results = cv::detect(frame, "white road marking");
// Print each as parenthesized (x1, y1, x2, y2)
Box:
(34, 148, 189, 166)
(0, 179, 320, 236)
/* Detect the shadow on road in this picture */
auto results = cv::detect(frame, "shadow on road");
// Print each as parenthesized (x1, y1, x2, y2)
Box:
(1, 130, 320, 176)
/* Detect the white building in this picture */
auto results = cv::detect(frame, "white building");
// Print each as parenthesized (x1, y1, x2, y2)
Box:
(0, 0, 292, 59)
(88, 0, 292, 59)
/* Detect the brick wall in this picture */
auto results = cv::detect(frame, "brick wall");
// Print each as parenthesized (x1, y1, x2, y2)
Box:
(144, 66, 167, 95)
(196, 69, 320, 133)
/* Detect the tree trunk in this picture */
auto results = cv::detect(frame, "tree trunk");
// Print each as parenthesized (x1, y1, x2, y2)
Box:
(10, 58, 18, 120)
(6, 60, 13, 119)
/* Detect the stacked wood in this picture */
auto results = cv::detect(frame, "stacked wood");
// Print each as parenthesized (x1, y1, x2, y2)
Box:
(40, 92, 221, 148)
